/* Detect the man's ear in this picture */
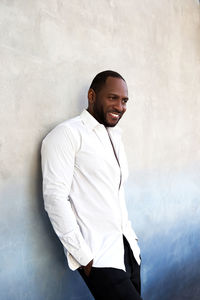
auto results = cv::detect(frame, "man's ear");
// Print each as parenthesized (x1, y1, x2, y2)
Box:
(88, 88, 96, 105)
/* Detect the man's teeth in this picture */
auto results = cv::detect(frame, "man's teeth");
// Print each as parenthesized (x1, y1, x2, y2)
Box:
(110, 113, 119, 118)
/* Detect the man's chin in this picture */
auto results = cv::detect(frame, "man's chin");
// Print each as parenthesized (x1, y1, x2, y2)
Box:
(105, 119, 120, 127)
(105, 113, 122, 127)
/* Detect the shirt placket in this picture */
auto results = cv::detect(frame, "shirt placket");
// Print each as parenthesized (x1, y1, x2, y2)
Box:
(106, 129, 122, 190)
(106, 129, 125, 236)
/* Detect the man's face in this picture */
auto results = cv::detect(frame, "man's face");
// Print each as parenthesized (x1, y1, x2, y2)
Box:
(91, 77, 128, 127)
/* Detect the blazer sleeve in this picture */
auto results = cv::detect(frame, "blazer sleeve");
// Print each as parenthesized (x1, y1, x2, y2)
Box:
(41, 124, 93, 267)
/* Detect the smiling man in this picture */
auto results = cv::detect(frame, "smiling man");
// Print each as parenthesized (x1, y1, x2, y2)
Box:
(88, 74, 128, 127)
(41, 70, 142, 300)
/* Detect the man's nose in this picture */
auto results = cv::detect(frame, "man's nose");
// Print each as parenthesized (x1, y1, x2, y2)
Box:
(113, 100, 124, 112)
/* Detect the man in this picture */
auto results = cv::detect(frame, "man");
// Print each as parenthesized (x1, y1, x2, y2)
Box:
(41, 70, 142, 300)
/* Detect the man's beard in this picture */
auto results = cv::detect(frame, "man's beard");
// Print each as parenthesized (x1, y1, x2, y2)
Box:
(93, 104, 120, 127)
(93, 105, 112, 127)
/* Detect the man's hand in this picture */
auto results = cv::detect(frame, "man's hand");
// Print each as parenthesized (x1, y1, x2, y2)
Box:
(82, 259, 93, 277)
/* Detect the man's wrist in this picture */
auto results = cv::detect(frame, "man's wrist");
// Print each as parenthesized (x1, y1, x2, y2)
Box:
(82, 259, 93, 277)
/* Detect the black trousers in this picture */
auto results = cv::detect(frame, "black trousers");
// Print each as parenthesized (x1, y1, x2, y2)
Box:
(78, 236, 143, 300)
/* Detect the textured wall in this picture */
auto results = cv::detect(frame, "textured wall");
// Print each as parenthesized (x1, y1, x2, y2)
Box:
(0, 1, 200, 299)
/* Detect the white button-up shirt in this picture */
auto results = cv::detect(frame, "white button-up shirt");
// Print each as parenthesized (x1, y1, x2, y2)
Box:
(41, 109, 140, 271)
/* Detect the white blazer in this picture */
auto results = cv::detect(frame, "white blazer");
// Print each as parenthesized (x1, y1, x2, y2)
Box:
(41, 110, 140, 270)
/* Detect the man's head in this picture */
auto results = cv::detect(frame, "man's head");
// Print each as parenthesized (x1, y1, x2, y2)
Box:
(87, 70, 128, 127)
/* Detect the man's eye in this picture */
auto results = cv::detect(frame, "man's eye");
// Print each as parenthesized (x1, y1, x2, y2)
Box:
(122, 99, 128, 104)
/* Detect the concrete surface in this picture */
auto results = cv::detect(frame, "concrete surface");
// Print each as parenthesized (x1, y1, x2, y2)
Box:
(0, 1, 200, 299)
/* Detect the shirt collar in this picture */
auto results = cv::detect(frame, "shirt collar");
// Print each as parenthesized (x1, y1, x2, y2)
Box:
(80, 109, 100, 130)
(80, 109, 122, 135)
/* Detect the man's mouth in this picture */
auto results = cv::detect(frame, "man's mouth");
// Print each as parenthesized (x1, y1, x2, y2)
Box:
(108, 112, 120, 120)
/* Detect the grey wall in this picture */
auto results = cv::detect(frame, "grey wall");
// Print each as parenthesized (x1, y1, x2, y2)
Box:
(0, 1, 200, 299)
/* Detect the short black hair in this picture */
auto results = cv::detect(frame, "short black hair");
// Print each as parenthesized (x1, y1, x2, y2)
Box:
(89, 70, 125, 93)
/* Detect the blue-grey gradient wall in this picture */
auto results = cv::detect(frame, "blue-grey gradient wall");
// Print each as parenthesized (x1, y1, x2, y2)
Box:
(0, 1, 200, 299)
